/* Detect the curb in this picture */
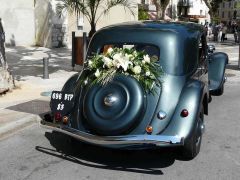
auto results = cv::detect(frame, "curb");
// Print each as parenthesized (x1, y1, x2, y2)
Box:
(0, 113, 41, 140)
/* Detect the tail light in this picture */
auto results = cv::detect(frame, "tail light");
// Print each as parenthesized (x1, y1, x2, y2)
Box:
(54, 112, 62, 122)
(181, 109, 189, 117)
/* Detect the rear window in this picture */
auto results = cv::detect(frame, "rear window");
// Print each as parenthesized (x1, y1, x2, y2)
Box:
(99, 43, 160, 62)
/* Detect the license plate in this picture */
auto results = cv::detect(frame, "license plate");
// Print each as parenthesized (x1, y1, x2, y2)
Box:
(50, 91, 75, 115)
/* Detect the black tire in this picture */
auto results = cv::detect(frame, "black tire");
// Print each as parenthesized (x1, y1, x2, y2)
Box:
(215, 85, 224, 96)
(182, 105, 204, 160)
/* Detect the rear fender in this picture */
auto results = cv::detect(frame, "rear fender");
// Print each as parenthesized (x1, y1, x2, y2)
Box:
(208, 52, 228, 95)
(62, 73, 81, 92)
(161, 80, 205, 140)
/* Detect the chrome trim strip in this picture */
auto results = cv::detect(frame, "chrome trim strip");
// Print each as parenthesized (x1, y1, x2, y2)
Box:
(40, 121, 184, 146)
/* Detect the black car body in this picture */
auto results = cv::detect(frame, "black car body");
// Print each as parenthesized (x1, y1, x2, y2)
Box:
(41, 21, 228, 159)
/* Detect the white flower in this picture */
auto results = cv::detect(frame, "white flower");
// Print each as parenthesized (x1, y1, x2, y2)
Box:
(133, 66, 141, 74)
(112, 53, 132, 71)
(107, 47, 113, 54)
(146, 71, 151, 76)
(126, 54, 133, 59)
(102, 57, 113, 68)
(143, 55, 150, 63)
(88, 60, 93, 67)
(133, 50, 137, 56)
(94, 69, 100, 77)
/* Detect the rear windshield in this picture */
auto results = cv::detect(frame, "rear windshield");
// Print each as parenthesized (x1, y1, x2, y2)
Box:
(95, 43, 160, 62)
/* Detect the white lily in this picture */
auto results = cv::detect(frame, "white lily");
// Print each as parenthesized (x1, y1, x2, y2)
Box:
(88, 60, 93, 67)
(107, 47, 113, 54)
(102, 56, 113, 68)
(94, 69, 100, 77)
(143, 55, 150, 63)
(113, 53, 132, 71)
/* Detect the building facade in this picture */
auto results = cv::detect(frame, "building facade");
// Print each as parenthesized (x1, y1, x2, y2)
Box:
(138, 0, 210, 24)
(218, 0, 240, 23)
(178, 0, 210, 24)
(0, 0, 138, 47)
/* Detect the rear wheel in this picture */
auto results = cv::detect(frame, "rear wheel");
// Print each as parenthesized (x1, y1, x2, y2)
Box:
(215, 85, 224, 96)
(182, 105, 204, 160)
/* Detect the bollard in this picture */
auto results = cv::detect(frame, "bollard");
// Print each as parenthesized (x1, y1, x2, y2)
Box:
(83, 32, 87, 63)
(238, 32, 240, 69)
(43, 57, 49, 79)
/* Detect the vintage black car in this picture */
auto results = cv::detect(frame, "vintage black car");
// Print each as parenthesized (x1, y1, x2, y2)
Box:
(41, 21, 228, 159)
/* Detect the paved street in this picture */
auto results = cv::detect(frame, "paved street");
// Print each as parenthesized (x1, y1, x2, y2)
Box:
(0, 39, 240, 179)
(0, 83, 240, 180)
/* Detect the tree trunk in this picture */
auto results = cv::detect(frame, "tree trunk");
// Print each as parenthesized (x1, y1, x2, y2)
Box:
(152, 0, 162, 20)
(161, 6, 166, 19)
(0, 20, 14, 94)
(0, 51, 14, 94)
(161, 0, 170, 20)
(88, 22, 97, 39)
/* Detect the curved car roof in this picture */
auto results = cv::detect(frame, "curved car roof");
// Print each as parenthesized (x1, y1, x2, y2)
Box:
(88, 21, 205, 75)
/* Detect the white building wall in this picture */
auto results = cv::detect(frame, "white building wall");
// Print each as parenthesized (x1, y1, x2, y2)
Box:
(0, 0, 35, 46)
(35, 0, 68, 47)
(189, 0, 210, 24)
(67, 0, 138, 47)
(82, 1, 138, 35)
(218, 0, 240, 23)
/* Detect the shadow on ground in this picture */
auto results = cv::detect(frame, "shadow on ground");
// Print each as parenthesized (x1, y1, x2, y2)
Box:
(226, 64, 240, 71)
(6, 46, 73, 80)
(6, 99, 50, 118)
(35, 131, 188, 175)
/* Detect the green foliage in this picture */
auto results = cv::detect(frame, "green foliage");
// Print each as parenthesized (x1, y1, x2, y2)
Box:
(210, 0, 222, 16)
(56, 0, 136, 37)
(85, 47, 163, 94)
(138, 7, 149, 20)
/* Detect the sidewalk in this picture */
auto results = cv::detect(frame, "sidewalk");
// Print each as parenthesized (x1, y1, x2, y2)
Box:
(208, 33, 240, 84)
(0, 46, 80, 139)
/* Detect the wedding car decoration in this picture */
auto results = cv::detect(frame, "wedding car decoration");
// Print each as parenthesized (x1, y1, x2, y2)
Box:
(41, 21, 228, 160)
(84, 47, 163, 93)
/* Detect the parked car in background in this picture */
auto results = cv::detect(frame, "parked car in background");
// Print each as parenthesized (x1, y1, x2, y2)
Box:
(41, 21, 228, 159)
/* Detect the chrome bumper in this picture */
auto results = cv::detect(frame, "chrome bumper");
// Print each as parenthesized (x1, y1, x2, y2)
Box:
(40, 120, 184, 147)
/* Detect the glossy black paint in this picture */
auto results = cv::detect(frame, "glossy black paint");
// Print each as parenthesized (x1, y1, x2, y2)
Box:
(42, 21, 227, 151)
(87, 21, 203, 76)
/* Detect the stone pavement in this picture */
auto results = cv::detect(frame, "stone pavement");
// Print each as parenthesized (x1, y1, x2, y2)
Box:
(0, 46, 80, 139)
(0, 34, 240, 139)
(208, 33, 240, 84)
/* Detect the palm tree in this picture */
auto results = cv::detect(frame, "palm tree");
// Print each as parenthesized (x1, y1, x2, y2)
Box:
(0, 18, 14, 94)
(152, 0, 170, 20)
(56, 0, 136, 38)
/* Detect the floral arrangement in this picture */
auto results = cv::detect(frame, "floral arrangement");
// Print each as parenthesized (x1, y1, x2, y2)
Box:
(84, 47, 163, 94)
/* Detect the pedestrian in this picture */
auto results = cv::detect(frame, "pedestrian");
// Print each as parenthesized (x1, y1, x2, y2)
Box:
(221, 24, 227, 42)
(213, 24, 219, 42)
(218, 24, 222, 42)
(233, 24, 238, 43)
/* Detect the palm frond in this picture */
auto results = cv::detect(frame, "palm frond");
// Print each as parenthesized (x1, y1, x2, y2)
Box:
(95, 0, 136, 23)
(105, 0, 136, 16)
(56, 0, 91, 22)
